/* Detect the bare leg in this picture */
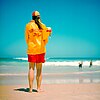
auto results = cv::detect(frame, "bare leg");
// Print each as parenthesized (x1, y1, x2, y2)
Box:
(36, 63, 42, 91)
(28, 62, 35, 92)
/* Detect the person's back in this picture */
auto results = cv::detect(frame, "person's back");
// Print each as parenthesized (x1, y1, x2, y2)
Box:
(25, 20, 46, 55)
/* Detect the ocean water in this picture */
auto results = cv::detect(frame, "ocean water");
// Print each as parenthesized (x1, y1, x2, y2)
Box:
(0, 57, 100, 85)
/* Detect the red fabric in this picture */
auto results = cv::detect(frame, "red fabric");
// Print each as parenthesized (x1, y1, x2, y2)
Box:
(28, 53, 45, 63)
(46, 30, 52, 32)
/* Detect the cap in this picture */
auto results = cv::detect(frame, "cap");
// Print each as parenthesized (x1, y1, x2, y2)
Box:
(32, 11, 40, 16)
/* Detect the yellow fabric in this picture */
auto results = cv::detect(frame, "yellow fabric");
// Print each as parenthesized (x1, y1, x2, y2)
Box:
(25, 20, 51, 55)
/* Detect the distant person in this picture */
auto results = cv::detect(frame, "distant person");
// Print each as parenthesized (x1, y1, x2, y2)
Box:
(89, 60, 92, 67)
(25, 11, 52, 93)
(79, 61, 83, 68)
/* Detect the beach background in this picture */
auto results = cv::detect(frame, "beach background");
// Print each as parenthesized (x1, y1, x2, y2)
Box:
(0, 57, 100, 100)
(0, 57, 100, 85)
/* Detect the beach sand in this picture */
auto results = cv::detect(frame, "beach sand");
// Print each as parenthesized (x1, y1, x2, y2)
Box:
(0, 84, 100, 100)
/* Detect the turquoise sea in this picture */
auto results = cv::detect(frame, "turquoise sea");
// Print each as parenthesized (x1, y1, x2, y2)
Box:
(0, 57, 100, 85)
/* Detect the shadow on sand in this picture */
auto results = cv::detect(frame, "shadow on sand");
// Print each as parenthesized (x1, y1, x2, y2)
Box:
(14, 88, 38, 93)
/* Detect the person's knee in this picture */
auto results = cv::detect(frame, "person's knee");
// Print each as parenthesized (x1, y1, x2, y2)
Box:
(29, 62, 35, 70)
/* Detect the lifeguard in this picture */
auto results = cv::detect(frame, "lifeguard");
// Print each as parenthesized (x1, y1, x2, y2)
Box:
(25, 11, 52, 92)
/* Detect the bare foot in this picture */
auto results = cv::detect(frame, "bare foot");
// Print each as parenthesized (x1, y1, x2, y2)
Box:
(29, 91, 32, 93)
(37, 88, 44, 93)
(29, 89, 32, 93)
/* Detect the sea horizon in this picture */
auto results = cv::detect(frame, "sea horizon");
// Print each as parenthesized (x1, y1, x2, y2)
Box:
(0, 56, 100, 61)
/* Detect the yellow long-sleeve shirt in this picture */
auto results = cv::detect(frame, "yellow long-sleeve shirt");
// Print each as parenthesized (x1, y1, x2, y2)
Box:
(25, 20, 51, 55)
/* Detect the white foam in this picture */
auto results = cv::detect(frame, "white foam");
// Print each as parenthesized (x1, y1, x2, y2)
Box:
(14, 57, 100, 66)
(14, 57, 28, 61)
(43, 61, 100, 66)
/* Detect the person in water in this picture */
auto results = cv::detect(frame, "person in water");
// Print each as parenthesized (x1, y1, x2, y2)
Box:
(79, 61, 83, 68)
(25, 11, 52, 92)
(89, 60, 92, 67)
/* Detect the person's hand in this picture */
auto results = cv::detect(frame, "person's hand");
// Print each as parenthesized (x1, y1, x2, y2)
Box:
(47, 27, 52, 32)
(47, 27, 52, 36)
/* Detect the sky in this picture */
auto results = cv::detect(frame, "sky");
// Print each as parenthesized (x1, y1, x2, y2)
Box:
(0, 0, 100, 58)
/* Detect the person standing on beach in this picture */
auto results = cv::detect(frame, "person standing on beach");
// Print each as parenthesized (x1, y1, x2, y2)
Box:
(25, 11, 52, 92)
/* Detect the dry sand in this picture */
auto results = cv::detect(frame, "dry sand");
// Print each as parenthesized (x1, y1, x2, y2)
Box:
(0, 84, 100, 100)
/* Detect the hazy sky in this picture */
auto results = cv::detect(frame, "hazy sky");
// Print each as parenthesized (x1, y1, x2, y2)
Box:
(0, 0, 100, 58)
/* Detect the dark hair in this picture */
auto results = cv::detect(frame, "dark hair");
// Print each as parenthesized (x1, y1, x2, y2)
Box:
(32, 16, 42, 29)
(32, 16, 37, 20)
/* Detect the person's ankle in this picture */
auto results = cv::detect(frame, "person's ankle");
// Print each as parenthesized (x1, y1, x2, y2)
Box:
(37, 88, 44, 92)
(29, 88, 32, 93)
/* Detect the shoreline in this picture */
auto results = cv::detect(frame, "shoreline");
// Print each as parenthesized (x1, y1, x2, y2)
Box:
(0, 74, 100, 85)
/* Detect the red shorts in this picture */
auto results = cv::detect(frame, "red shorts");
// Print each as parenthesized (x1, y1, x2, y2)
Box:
(28, 53, 45, 63)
